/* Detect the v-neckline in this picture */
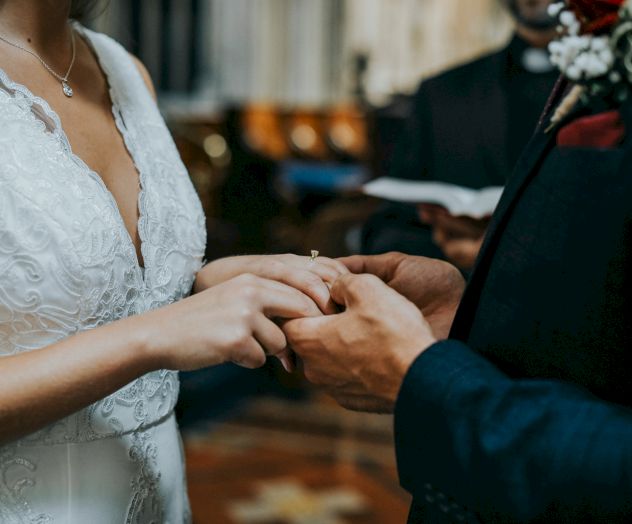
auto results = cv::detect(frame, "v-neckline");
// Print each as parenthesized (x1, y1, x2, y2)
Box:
(0, 23, 148, 287)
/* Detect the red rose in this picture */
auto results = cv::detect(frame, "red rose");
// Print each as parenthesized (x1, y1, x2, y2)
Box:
(568, 0, 625, 34)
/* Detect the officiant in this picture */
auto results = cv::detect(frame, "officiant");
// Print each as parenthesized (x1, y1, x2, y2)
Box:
(362, 0, 558, 271)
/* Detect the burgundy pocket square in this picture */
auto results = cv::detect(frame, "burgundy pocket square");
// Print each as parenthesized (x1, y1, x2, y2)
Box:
(557, 110, 625, 149)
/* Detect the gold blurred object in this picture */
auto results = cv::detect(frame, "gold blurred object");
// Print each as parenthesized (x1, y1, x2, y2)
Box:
(241, 104, 289, 160)
(291, 124, 318, 151)
(310, 250, 319, 262)
(203, 133, 231, 168)
(286, 112, 329, 159)
(326, 105, 368, 159)
(169, 121, 231, 221)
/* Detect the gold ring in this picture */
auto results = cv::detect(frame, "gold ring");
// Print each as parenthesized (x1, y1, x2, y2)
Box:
(310, 250, 319, 262)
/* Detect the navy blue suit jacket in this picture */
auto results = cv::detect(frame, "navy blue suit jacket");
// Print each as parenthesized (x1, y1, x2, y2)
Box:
(395, 85, 632, 522)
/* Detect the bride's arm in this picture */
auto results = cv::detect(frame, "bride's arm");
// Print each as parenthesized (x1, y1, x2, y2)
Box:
(0, 274, 320, 445)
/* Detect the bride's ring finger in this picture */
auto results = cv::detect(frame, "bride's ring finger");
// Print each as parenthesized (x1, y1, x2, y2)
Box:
(305, 260, 340, 284)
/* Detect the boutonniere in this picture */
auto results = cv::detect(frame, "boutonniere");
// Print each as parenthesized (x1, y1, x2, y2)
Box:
(546, 0, 631, 130)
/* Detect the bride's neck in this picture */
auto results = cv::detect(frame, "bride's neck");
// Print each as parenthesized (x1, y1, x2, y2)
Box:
(0, 0, 72, 55)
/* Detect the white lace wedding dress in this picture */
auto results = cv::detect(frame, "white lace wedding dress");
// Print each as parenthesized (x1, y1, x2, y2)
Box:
(0, 23, 206, 523)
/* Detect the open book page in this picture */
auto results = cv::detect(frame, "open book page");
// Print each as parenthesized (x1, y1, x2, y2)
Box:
(362, 178, 505, 219)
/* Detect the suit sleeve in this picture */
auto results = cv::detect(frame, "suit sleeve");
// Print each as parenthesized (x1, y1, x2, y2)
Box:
(395, 340, 632, 522)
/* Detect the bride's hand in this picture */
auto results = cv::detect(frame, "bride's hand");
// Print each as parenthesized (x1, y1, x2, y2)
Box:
(193, 254, 349, 314)
(138, 273, 321, 372)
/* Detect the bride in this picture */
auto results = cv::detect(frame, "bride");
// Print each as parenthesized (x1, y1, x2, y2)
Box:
(0, 0, 348, 521)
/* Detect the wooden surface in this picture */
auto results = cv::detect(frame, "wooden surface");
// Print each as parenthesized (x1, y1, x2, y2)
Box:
(184, 395, 411, 524)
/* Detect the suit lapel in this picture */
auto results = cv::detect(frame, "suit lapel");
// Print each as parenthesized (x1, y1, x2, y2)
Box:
(450, 81, 587, 340)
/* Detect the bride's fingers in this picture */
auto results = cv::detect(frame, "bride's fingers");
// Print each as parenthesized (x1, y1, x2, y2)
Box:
(291, 255, 350, 282)
(231, 337, 268, 369)
(279, 254, 349, 282)
(260, 264, 335, 314)
(312, 257, 350, 278)
(305, 262, 341, 284)
(252, 314, 295, 372)
(255, 277, 323, 318)
(253, 314, 288, 356)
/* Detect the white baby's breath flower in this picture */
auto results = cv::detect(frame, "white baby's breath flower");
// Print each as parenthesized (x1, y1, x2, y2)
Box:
(549, 34, 614, 81)
(566, 64, 582, 80)
(548, 2, 565, 18)
(591, 38, 608, 52)
(559, 10, 581, 36)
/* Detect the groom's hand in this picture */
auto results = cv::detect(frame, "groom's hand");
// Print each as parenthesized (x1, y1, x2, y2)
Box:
(284, 273, 436, 413)
(339, 252, 465, 339)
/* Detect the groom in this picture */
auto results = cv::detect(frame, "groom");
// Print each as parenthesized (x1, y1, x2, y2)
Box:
(285, 5, 632, 523)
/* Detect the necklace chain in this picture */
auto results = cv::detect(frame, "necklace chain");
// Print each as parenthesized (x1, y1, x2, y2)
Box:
(0, 27, 76, 95)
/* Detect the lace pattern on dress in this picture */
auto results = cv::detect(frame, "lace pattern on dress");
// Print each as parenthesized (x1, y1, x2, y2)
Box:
(0, 446, 53, 524)
(0, 23, 204, 522)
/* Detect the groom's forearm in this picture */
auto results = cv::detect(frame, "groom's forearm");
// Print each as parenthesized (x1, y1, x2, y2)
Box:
(394, 340, 632, 522)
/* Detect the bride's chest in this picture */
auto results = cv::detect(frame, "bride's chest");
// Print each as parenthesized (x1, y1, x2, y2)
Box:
(0, 94, 206, 351)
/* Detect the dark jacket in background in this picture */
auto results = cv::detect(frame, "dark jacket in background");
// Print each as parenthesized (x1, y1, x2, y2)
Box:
(362, 36, 558, 256)
(396, 84, 632, 522)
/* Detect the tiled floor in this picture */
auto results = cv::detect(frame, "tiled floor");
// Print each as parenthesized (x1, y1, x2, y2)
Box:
(183, 394, 411, 524)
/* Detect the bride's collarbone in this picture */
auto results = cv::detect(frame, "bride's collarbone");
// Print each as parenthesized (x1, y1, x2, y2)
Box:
(6, 64, 144, 261)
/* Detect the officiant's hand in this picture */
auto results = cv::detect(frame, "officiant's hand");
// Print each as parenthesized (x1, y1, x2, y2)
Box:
(194, 254, 349, 314)
(419, 204, 488, 270)
(339, 252, 465, 339)
(284, 273, 436, 413)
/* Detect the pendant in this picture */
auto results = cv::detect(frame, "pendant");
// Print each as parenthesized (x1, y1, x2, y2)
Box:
(62, 81, 73, 98)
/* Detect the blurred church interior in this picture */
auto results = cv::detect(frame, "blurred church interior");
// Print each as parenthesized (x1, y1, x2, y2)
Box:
(91, 1, 512, 522)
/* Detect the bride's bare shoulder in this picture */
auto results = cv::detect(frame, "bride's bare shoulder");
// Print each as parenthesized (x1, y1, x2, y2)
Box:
(128, 53, 157, 101)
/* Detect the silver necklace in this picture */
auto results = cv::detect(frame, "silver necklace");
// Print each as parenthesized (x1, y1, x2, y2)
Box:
(0, 28, 76, 97)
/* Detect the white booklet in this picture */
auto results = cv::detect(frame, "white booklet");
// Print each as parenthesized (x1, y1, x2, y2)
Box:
(362, 178, 504, 219)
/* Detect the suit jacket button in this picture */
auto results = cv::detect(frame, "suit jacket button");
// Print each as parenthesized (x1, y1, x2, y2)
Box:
(425, 493, 436, 503)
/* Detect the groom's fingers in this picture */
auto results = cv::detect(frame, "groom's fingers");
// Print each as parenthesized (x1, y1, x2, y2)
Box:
(337, 255, 366, 274)
(283, 315, 334, 351)
(330, 273, 386, 308)
(338, 253, 402, 281)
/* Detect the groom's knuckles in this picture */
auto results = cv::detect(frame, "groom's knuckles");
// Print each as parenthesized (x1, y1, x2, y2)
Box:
(302, 364, 322, 385)
(282, 318, 309, 344)
(303, 362, 338, 386)
(331, 273, 382, 304)
(284, 317, 323, 348)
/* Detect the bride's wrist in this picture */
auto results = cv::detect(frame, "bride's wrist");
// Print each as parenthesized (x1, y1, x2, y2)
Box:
(193, 262, 218, 294)
(123, 313, 169, 372)
(193, 256, 245, 293)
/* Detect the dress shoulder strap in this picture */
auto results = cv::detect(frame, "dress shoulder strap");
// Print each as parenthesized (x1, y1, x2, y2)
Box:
(75, 23, 158, 118)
